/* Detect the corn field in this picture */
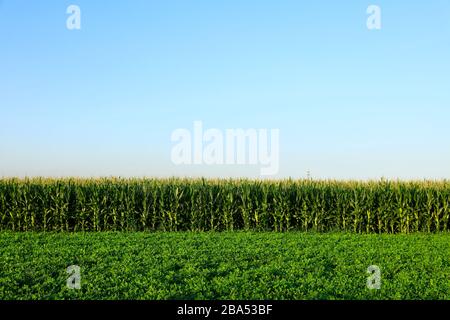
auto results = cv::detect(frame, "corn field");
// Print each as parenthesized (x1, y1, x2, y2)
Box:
(0, 178, 449, 233)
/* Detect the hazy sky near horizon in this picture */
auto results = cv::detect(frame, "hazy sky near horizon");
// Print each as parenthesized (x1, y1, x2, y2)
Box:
(1, 1, 450, 179)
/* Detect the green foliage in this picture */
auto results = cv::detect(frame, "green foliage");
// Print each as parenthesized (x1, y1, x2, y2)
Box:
(1, 232, 450, 300)
(0, 178, 450, 233)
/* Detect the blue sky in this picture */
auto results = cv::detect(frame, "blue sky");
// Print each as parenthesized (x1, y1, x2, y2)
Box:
(1, 0, 450, 179)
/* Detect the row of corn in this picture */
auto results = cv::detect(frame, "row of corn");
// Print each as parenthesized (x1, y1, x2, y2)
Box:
(0, 178, 449, 233)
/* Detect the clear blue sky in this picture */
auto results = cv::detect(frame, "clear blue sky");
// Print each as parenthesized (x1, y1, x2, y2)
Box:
(1, 0, 450, 179)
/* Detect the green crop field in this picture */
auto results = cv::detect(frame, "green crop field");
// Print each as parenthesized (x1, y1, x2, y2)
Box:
(1, 232, 450, 300)
(1, 178, 450, 300)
